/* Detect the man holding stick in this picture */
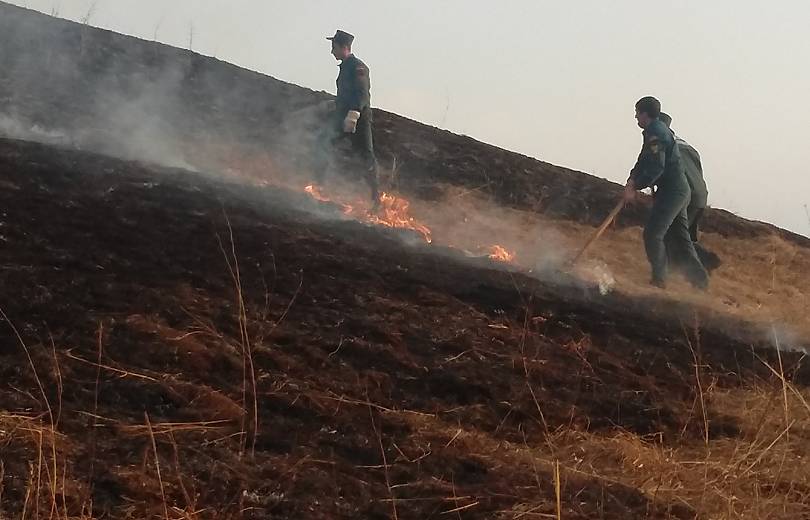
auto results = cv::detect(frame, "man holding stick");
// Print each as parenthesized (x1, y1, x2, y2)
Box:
(624, 97, 708, 290)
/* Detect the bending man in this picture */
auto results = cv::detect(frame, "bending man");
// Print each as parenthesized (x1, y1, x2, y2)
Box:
(659, 112, 721, 273)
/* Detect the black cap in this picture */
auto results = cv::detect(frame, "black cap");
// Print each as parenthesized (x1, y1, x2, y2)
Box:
(327, 30, 354, 46)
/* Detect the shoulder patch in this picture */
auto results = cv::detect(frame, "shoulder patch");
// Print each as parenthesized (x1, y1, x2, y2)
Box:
(645, 135, 662, 155)
(356, 65, 368, 77)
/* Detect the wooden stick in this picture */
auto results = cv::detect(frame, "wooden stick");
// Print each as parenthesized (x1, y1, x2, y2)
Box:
(570, 198, 625, 266)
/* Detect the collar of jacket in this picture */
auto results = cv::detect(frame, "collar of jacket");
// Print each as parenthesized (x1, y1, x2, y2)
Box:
(339, 54, 356, 68)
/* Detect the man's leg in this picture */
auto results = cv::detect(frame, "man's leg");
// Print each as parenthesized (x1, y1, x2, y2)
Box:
(665, 206, 710, 289)
(644, 189, 691, 286)
(312, 115, 342, 184)
(667, 201, 701, 272)
(664, 232, 682, 273)
(688, 205, 722, 273)
(352, 109, 380, 206)
(687, 205, 703, 243)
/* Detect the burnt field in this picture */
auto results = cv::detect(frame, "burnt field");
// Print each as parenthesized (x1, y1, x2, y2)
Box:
(2, 3, 810, 518)
(2, 138, 810, 519)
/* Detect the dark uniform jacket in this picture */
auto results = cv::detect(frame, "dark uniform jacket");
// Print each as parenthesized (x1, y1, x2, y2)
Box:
(335, 54, 371, 118)
(675, 137, 708, 209)
(630, 119, 688, 192)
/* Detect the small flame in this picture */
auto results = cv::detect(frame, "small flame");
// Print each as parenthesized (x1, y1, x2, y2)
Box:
(305, 184, 354, 214)
(488, 245, 515, 262)
(304, 184, 330, 202)
(367, 192, 432, 243)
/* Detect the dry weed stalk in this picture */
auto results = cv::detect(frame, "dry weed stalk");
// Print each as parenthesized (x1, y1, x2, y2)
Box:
(771, 326, 792, 440)
(216, 209, 259, 457)
(119, 420, 231, 437)
(682, 318, 709, 447)
(368, 402, 398, 520)
(0, 306, 73, 518)
(553, 460, 561, 520)
(168, 431, 197, 519)
(64, 349, 158, 382)
(88, 323, 104, 487)
(145, 412, 171, 520)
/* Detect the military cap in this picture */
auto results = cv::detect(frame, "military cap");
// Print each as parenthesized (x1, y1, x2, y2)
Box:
(327, 30, 354, 46)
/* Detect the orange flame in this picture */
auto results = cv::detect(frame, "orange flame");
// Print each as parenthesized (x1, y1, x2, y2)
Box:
(304, 184, 329, 202)
(488, 245, 515, 262)
(367, 193, 432, 243)
(304, 186, 431, 242)
(305, 184, 354, 214)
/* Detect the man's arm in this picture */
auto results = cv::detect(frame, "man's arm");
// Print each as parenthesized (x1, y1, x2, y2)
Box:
(349, 62, 371, 112)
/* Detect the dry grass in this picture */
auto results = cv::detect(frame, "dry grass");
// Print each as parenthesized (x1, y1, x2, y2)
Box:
(391, 185, 810, 345)
(216, 210, 259, 458)
(375, 374, 810, 519)
(514, 208, 809, 342)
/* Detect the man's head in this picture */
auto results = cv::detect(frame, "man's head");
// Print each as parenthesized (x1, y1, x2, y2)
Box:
(328, 30, 354, 61)
(634, 96, 661, 129)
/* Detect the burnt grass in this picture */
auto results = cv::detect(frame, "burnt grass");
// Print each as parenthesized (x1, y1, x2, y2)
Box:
(1, 138, 807, 519)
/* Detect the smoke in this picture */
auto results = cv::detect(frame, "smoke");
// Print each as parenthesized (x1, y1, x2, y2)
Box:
(85, 66, 196, 170)
(0, 72, 197, 171)
(0, 113, 71, 146)
(0, 6, 198, 170)
(0, 3, 616, 297)
(578, 260, 616, 295)
(0, 3, 331, 174)
(769, 323, 807, 354)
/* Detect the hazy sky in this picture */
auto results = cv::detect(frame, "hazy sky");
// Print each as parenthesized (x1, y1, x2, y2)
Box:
(11, 0, 810, 236)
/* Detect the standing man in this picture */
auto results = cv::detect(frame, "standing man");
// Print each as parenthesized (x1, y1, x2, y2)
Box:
(314, 30, 380, 208)
(624, 97, 709, 290)
(659, 112, 721, 273)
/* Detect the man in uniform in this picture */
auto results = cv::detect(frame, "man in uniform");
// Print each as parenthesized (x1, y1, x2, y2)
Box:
(659, 112, 721, 273)
(313, 30, 380, 208)
(624, 97, 709, 290)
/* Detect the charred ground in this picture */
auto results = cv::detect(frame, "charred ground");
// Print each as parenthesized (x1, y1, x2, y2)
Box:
(2, 139, 810, 519)
(2, 3, 810, 519)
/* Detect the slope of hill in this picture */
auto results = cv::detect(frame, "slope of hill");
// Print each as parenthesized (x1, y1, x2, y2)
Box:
(2, 137, 809, 519)
(1, 3, 810, 519)
(1, 1, 808, 335)
(1, 2, 807, 245)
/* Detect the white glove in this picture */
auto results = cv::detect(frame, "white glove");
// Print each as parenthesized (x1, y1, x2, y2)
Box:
(343, 110, 361, 133)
